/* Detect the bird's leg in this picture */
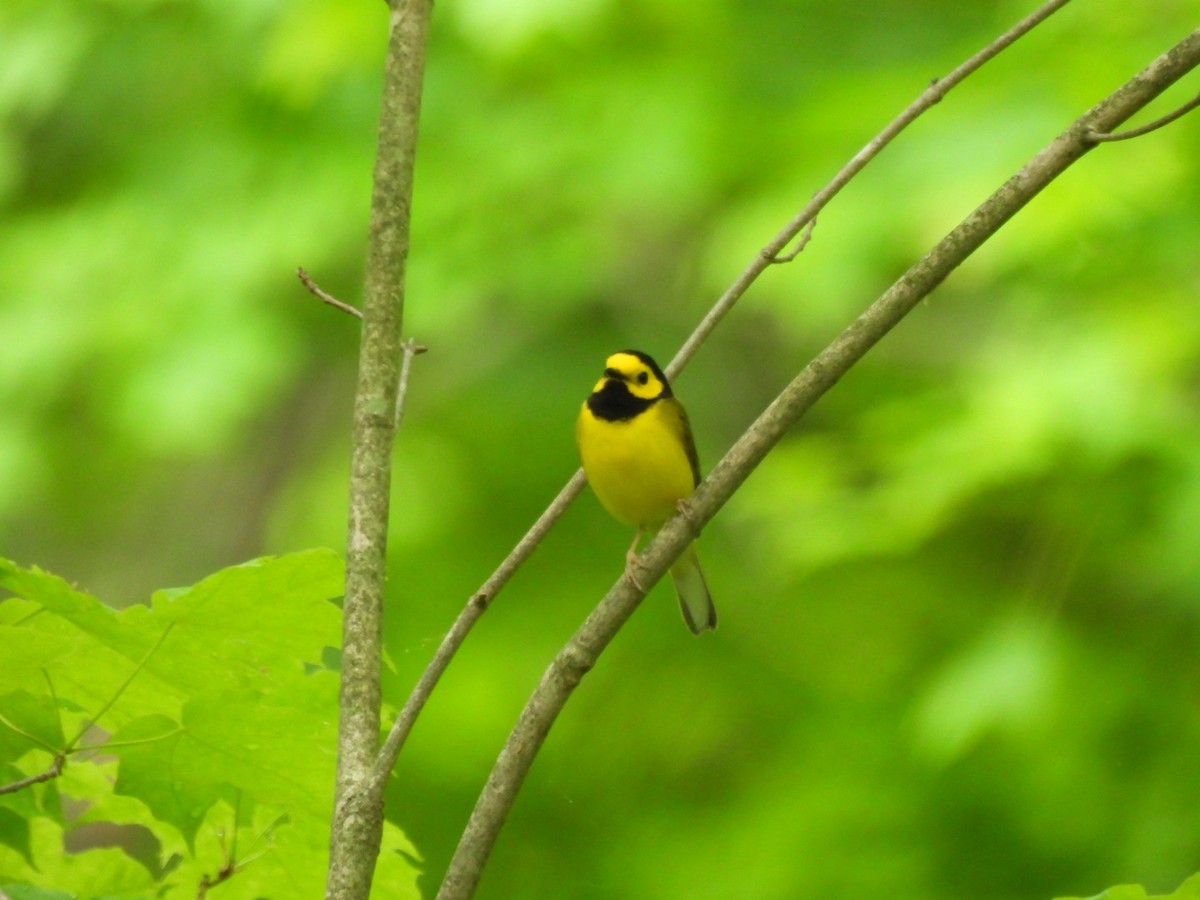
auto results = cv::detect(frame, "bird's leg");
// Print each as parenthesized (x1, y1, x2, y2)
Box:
(625, 528, 644, 566)
(624, 528, 647, 592)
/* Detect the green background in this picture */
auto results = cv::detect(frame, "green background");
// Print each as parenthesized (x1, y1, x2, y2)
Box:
(2, 0, 1199, 897)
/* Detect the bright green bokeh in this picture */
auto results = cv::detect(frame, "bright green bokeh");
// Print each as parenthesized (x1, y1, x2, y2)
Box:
(2, 0, 1198, 897)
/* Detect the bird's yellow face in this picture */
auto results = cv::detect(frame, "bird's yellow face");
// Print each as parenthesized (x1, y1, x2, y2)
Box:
(591, 351, 669, 401)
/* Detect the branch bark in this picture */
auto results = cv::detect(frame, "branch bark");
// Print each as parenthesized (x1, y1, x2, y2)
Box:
(0, 753, 63, 796)
(436, 25, 1200, 900)
(326, 1, 433, 898)
(371, 0, 1080, 795)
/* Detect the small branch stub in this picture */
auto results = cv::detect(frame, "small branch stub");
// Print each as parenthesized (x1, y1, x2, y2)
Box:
(0, 753, 64, 796)
(394, 338, 428, 429)
(1088, 91, 1200, 142)
(297, 267, 364, 319)
(767, 218, 817, 264)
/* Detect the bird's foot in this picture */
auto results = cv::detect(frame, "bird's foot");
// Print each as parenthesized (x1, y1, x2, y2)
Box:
(675, 498, 702, 534)
(623, 527, 649, 591)
(623, 565, 648, 593)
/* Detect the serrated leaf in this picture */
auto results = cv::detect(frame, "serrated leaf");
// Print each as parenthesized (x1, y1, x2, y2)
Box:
(1058, 889, 1144, 900)
(143, 549, 344, 696)
(1055, 874, 1200, 900)
(0, 561, 181, 732)
(0, 551, 426, 897)
(0, 552, 344, 736)
(377, 820, 423, 899)
(0, 562, 152, 663)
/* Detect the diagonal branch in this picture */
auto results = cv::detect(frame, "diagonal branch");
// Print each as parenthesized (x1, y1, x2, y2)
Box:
(297, 267, 364, 319)
(0, 753, 64, 797)
(436, 26, 1200, 900)
(665, 0, 1076, 379)
(370, 0, 1079, 793)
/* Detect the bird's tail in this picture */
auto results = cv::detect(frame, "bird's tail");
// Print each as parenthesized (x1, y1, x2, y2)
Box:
(670, 544, 717, 635)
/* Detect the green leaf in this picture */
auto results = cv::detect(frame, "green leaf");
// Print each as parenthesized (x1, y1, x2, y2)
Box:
(0, 551, 426, 895)
(0, 886, 76, 900)
(58, 755, 188, 864)
(0, 561, 180, 730)
(1055, 873, 1200, 900)
(0, 561, 147, 663)
(145, 549, 344, 694)
(113, 670, 339, 844)
(0, 625, 83, 695)
(109, 714, 209, 848)
(0, 816, 155, 898)
(0, 805, 33, 867)
(0, 689, 65, 756)
(179, 680, 339, 818)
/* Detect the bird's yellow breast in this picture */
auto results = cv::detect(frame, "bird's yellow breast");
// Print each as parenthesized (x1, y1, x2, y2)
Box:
(576, 399, 696, 528)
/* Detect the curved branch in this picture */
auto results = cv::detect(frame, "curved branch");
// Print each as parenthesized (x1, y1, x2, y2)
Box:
(436, 26, 1200, 900)
(1088, 90, 1200, 142)
(666, 0, 1076, 378)
(372, 0, 1077, 792)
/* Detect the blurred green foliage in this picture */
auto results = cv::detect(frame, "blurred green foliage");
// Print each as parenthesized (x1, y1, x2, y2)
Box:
(1, 0, 1198, 897)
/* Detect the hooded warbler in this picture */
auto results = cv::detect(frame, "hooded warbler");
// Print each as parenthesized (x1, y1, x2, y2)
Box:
(575, 350, 717, 634)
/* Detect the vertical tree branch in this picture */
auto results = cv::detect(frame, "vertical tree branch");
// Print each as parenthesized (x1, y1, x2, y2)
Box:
(436, 26, 1200, 900)
(326, 1, 433, 898)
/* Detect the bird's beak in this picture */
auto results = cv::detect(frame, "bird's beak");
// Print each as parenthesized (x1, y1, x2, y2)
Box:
(603, 367, 626, 382)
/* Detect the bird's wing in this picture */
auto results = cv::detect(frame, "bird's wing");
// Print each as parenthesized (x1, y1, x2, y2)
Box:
(663, 398, 702, 487)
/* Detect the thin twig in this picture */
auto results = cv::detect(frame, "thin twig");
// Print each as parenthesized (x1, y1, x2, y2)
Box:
(666, 0, 1076, 379)
(92, 730, 184, 751)
(233, 810, 289, 870)
(0, 711, 59, 754)
(0, 627, 174, 796)
(436, 25, 1200, 900)
(198, 796, 241, 899)
(394, 338, 428, 429)
(372, 0, 1078, 800)
(67, 622, 175, 750)
(0, 753, 64, 796)
(296, 267, 364, 319)
(371, 470, 587, 792)
(1088, 91, 1200, 141)
(197, 860, 236, 900)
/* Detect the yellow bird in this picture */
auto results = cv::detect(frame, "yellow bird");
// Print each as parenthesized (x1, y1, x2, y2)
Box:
(575, 350, 717, 634)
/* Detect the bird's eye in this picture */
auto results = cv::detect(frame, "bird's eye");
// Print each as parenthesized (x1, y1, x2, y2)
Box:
(637, 372, 649, 385)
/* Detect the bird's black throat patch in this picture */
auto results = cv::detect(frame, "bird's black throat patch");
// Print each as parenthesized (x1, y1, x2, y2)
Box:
(587, 379, 657, 422)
